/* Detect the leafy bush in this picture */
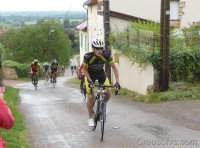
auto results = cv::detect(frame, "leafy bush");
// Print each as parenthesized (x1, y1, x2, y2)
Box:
(3, 60, 29, 78)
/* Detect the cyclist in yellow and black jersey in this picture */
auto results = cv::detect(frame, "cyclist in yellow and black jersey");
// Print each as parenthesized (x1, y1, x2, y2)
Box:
(83, 38, 121, 127)
(83, 50, 113, 72)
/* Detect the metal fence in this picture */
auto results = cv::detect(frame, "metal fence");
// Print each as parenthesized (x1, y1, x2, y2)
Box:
(114, 28, 200, 52)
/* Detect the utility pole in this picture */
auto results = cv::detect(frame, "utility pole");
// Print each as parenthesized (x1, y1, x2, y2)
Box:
(48, 27, 55, 61)
(160, 0, 170, 91)
(104, 0, 111, 82)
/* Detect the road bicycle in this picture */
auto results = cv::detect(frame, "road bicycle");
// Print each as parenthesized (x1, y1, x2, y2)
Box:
(71, 69, 74, 76)
(31, 72, 38, 90)
(61, 70, 65, 76)
(81, 83, 87, 101)
(92, 84, 118, 141)
(51, 71, 57, 88)
(44, 71, 49, 84)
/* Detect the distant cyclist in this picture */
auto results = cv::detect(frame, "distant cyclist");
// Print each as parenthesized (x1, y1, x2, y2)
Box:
(73, 65, 77, 71)
(43, 61, 50, 74)
(70, 65, 74, 75)
(29, 59, 40, 84)
(61, 66, 65, 76)
(50, 59, 59, 83)
(77, 64, 85, 92)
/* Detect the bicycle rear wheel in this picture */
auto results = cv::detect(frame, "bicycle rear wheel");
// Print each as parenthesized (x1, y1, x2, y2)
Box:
(44, 74, 49, 84)
(100, 102, 106, 141)
(33, 77, 37, 90)
(52, 77, 56, 87)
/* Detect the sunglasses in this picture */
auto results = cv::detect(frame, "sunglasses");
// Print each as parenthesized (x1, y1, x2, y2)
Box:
(95, 48, 103, 51)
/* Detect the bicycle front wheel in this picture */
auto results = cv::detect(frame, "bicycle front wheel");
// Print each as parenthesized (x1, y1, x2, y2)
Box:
(33, 77, 37, 90)
(44, 74, 49, 84)
(93, 98, 99, 131)
(100, 102, 106, 141)
(52, 77, 56, 87)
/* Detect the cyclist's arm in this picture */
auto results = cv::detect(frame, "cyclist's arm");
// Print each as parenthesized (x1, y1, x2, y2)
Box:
(110, 62, 119, 83)
(37, 64, 40, 74)
(78, 64, 83, 77)
(58, 64, 60, 72)
(83, 64, 92, 82)
(29, 65, 32, 73)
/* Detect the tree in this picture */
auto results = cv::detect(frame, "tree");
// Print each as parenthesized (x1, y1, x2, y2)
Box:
(64, 19, 70, 29)
(0, 19, 73, 65)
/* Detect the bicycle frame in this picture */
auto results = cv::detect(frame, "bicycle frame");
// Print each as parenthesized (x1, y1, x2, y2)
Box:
(44, 72, 49, 84)
(52, 71, 57, 87)
(92, 84, 118, 141)
(71, 69, 74, 75)
(32, 72, 38, 90)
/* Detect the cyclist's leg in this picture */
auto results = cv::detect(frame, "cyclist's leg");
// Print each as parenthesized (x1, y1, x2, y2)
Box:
(98, 71, 111, 102)
(103, 77, 111, 102)
(55, 71, 57, 83)
(36, 71, 39, 83)
(50, 71, 53, 83)
(31, 73, 34, 83)
(85, 77, 95, 119)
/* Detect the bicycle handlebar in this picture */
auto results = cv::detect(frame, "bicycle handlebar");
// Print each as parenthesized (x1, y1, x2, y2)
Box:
(90, 84, 119, 95)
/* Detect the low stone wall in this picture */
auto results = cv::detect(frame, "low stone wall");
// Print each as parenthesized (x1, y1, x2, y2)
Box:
(3, 67, 18, 79)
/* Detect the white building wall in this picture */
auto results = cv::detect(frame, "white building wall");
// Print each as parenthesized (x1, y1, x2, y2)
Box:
(84, 3, 155, 95)
(181, 0, 200, 28)
(111, 50, 154, 95)
(79, 31, 88, 64)
(110, 0, 160, 22)
(110, 0, 200, 28)
(88, 5, 99, 51)
(110, 17, 131, 31)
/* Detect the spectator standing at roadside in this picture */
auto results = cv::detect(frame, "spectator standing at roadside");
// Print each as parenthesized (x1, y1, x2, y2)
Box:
(0, 86, 15, 148)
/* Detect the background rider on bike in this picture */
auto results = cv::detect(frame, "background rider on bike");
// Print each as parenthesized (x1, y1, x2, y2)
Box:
(29, 59, 40, 84)
(43, 61, 50, 75)
(50, 59, 59, 83)
(77, 64, 85, 92)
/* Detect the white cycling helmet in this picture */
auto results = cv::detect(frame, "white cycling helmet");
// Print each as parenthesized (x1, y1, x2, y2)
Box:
(34, 59, 38, 64)
(92, 38, 105, 48)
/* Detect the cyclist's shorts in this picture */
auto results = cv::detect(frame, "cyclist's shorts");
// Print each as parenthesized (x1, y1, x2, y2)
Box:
(44, 67, 49, 71)
(51, 67, 57, 73)
(85, 69, 110, 94)
(51, 70, 57, 73)
(31, 68, 38, 73)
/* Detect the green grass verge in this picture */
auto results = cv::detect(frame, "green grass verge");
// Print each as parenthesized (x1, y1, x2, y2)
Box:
(147, 81, 200, 103)
(68, 77, 80, 85)
(2, 86, 30, 148)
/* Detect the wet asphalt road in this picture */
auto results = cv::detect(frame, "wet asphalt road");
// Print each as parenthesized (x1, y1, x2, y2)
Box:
(12, 69, 200, 148)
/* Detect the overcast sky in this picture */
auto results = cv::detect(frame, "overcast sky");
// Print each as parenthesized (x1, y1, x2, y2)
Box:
(0, 0, 87, 11)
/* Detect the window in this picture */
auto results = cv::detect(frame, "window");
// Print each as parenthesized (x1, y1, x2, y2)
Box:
(85, 35, 88, 52)
(170, 0, 179, 20)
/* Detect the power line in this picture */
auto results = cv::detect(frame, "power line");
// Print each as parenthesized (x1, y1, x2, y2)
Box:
(65, 0, 73, 18)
